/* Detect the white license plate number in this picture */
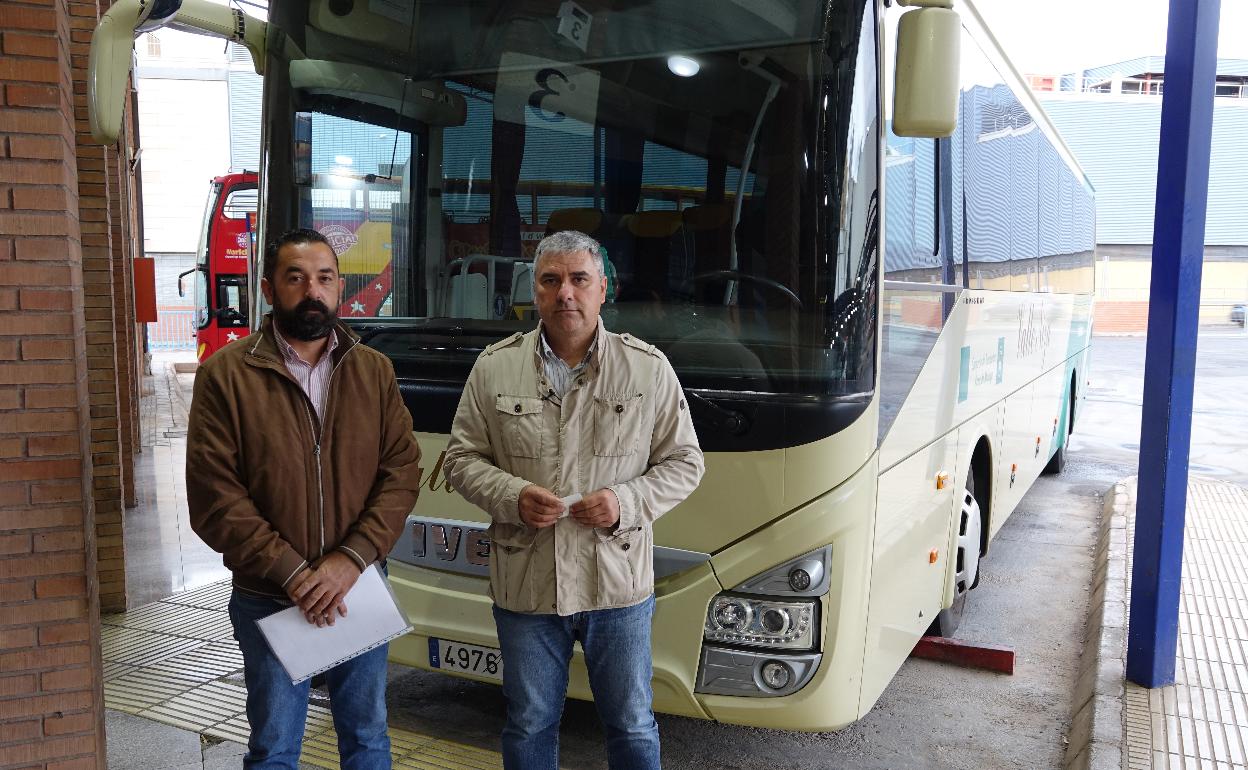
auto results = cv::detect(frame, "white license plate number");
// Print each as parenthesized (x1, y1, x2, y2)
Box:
(429, 638, 503, 681)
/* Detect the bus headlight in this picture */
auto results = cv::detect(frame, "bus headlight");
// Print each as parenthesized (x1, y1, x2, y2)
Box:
(704, 595, 817, 650)
(710, 597, 753, 632)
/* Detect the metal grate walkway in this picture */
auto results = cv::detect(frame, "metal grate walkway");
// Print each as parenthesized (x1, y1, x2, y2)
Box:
(102, 580, 505, 768)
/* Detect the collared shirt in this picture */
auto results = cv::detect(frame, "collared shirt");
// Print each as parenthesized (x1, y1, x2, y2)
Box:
(538, 328, 599, 398)
(274, 328, 338, 423)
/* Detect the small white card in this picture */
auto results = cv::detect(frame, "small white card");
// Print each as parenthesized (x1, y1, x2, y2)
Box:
(559, 493, 582, 518)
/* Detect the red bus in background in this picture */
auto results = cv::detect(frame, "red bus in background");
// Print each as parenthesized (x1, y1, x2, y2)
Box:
(180, 172, 257, 362)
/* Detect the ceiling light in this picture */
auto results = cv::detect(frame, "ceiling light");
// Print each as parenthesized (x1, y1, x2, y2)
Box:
(667, 55, 700, 78)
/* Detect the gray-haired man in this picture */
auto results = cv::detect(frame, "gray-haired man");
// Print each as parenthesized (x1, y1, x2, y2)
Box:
(444, 230, 704, 769)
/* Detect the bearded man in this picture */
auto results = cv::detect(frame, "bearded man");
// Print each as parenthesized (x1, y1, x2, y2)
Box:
(187, 228, 422, 769)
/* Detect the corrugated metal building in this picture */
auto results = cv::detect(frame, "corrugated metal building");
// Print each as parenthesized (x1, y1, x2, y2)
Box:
(1038, 58, 1248, 331)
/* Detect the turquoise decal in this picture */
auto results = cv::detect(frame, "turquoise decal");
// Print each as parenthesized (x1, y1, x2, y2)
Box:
(996, 337, 1005, 384)
(958, 346, 970, 403)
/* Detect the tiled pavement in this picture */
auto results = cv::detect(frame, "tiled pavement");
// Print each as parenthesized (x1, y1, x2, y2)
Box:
(1122, 481, 1248, 769)
(101, 580, 504, 769)
(1071, 478, 1248, 770)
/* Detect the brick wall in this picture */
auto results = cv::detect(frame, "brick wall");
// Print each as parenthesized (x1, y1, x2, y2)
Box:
(68, 0, 127, 613)
(0, 0, 107, 767)
(1093, 301, 1151, 335)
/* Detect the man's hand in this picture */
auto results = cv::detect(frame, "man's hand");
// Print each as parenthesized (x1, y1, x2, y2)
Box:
(569, 488, 620, 529)
(519, 484, 565, 528)
(288, 551, 361, 627)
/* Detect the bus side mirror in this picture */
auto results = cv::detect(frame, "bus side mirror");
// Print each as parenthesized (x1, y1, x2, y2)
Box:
(893, 7, 960, 138)
(88, 0, 159, 144)
(89, 0, 267, 144)
(176, 268, 196, 299)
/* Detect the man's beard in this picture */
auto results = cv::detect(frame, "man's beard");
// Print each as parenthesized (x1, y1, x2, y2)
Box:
(273, 297, 338, 341)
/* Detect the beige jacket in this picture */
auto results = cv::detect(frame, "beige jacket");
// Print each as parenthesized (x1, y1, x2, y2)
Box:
(444, 321, 704, 615)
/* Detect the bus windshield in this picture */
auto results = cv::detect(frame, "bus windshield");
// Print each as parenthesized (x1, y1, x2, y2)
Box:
(263, 0, 878, 433)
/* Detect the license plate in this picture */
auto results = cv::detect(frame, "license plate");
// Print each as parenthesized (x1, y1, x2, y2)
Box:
(428, 638, 504, 681)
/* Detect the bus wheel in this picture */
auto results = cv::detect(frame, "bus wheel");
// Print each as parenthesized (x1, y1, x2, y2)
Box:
(1044, 376, 1076, 476)
(930, 467, 982, 637)
(1043, 407, 1070, 475)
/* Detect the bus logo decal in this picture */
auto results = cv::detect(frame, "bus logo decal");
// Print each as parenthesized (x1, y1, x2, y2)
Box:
(392, 517, 491, 576)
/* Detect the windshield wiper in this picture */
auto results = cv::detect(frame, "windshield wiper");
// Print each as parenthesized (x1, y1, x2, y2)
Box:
(685, 390, 748, 436)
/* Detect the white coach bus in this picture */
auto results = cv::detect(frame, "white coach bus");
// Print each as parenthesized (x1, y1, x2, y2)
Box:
(91, 0, 1093, 731)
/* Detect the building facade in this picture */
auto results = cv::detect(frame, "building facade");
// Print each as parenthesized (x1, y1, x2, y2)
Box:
(1036, 58, 1248, 333)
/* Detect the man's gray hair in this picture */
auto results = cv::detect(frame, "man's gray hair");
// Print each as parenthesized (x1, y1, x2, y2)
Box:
(533, 230, 605, 279)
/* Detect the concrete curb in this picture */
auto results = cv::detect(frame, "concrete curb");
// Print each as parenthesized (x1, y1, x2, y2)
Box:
(1063, 479, 1133, 770)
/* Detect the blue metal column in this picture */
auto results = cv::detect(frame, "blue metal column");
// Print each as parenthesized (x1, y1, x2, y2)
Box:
(1126, 0, 1221, 688)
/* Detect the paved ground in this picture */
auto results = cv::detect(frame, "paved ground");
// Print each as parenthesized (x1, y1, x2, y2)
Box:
(1076, 331, 1248, 488)
(109, 331, 1248, 769)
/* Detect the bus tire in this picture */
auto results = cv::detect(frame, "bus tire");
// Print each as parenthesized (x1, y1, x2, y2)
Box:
(930, 467, 982, 638)
(1042, 439, 1066, 475)
(1043, 379, 1075, 476)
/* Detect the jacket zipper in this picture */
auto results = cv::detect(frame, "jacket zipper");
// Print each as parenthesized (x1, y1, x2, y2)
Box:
(299, 400, 325, 557)
(250, 328, 359, 561)
(303, 337, 359, 558)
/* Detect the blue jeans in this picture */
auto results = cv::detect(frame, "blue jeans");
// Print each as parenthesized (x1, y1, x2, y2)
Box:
(492, 596, 660, 770)
(229, 590, 391, 769)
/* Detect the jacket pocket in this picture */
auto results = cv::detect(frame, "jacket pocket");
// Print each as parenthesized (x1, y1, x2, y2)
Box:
(593, 394, 645, 457)
(489, 523, 537, 609)
(595, 526, 645, 604)
(495, 395, 545, 459)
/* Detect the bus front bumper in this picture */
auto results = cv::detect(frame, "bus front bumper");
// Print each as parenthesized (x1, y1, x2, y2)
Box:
(387, 458, 876, 733)
(386, 556, 720, 721)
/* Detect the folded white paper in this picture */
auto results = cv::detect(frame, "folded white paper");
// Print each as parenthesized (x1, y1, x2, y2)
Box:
(559, 493, 582, 518)
(256, 564, 412, 684)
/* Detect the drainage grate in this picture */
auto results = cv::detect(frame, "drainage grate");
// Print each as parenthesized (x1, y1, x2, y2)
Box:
(101, 626, 206, 667)
(103, 602, 234, 640)
(204, 712, 252, 746)
(394, 733, 504, 770)
(147, 641, 245, 683)
(104, 668, 202, 714)
(102, 661, 136, 682)
(162, 579, 233, 611)
(299, 730, 342, 768)
(141, 681, 249, 732)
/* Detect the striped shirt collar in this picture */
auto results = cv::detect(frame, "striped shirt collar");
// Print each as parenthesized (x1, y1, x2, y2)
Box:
(274, 327, 338, 422)
(274, 326, 338, 367)
(536, 320, 602, 397)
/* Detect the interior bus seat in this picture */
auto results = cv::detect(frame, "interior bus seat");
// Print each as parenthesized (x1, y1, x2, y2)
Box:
(681, 203, 734, 274)
(449, 271, 489, 318)
(543, 206, 622, 293)
(680, 203, 735, 304)
(620, 210, 686, 299)
(545, 207, 604, 238)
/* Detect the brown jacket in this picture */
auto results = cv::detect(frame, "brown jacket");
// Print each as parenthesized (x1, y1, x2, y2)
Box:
(187, 317, 422, 598)
(444, 321, 704, 614)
